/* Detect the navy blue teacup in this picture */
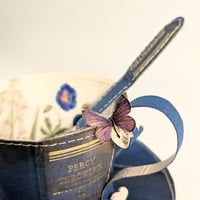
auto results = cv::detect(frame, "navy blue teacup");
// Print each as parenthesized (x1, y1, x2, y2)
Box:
(0, 74, 117, 200)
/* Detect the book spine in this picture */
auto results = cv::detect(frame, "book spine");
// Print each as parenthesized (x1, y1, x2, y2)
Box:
(40, 127, 114, 200)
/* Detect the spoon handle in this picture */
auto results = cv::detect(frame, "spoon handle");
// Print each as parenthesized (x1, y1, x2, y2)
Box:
(77, 17, 184, 128)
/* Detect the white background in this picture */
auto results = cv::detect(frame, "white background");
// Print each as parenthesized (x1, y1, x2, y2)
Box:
(0, 1, 199, 199)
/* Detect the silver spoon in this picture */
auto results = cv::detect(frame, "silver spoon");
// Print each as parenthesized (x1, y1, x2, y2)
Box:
(76, 17, 184, 128)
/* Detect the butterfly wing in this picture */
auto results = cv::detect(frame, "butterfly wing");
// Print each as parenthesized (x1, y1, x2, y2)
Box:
(95, 125, 112, 142)
(115, 115, 136, 132)
(82, 110, 110, 127)
(112, 95, 136, 132)
(113, 95, 131, 119)
(82, 110, 112, 141)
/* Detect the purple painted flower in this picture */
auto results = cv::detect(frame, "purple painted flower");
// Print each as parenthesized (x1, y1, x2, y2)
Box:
(56, 83, 76, 111)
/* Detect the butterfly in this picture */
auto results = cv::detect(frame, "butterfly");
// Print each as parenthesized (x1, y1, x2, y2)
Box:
(82, 95, 136, 149)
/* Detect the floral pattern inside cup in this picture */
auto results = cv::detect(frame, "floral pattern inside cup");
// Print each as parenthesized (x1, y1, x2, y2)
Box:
(0, 74, 113, 141)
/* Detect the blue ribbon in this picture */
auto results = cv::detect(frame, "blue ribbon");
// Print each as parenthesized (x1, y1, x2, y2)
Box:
(102, 95, 184, 199)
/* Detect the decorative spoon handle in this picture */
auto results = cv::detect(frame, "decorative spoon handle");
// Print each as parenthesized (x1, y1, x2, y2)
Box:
(77, 17, 184, 128)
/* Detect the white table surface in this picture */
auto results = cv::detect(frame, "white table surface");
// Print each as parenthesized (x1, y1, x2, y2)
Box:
(0, 1, 199, 199)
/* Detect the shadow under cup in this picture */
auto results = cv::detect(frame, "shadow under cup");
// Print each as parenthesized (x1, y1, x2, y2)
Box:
(0, 74, 116, 200)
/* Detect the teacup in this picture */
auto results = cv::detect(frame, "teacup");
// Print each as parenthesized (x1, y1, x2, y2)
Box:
(0, 73, 117, 200)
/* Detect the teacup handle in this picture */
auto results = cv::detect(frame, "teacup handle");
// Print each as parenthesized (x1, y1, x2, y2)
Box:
(102, 95, 184, 199)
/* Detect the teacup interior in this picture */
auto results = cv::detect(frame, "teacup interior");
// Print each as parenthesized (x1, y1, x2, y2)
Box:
(0, 73, 113, 141)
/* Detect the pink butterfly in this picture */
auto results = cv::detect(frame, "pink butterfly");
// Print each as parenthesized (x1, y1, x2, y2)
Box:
(82, 95, 136, 146)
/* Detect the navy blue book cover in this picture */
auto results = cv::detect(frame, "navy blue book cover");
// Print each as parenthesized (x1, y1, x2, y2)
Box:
(0, 127, 114, 200)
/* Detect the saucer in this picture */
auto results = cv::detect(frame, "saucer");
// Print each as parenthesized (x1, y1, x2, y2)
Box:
(110, 140, 175, 200)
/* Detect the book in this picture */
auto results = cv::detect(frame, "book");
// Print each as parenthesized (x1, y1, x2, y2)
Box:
(0, 127, 114, 200)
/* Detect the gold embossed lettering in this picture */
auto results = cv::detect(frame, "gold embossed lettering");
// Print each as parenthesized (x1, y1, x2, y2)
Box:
(67, 156, 96, 173)
(79, 161, 85, 169)
(74, 163, 79, 171)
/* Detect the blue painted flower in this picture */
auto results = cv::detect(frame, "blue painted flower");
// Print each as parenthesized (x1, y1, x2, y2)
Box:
(56, 83, 77, 111)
